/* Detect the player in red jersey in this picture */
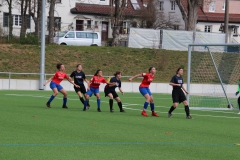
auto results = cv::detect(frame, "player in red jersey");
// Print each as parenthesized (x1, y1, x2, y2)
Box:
(44, 63, 79, 108)
(129, 67, 159, 117)
(83, 69, 115, 112)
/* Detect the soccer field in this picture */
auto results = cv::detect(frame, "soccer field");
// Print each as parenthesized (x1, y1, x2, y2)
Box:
(0, 90, 240, 160)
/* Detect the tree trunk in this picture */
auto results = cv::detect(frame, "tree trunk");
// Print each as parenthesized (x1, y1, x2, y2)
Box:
(6, 0, 13, 39)
(111, 0, 126, 46)
(20, 0, 29, 38)
(29, 0, 41, 37)
(48, 0, 56, 44)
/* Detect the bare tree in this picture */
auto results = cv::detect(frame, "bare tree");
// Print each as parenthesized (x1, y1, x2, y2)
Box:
(111, 0, 127, 46)
(48, 0, 56, 43)
(5, 0, 14, 39)
(29, 0, 42, 36)
(135, 0, 156, 28)
(175, 0, 211, 31)
(19, 0, 29, 38)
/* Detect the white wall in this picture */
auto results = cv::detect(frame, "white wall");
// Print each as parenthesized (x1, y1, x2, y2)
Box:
(0, 79, 237, 95)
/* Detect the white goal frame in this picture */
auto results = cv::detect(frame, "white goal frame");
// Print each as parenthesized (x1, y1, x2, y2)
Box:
(187, 43, 240, 109)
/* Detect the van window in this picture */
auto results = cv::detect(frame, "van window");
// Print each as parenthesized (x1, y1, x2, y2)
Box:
(65, 32, 75, 38)
(87, 33, 98, 39)
(76, 32, 87, 38)
(55, 31, 67, 37)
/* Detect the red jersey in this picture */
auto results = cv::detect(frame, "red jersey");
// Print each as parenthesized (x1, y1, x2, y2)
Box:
(90, 76, 107, 88)
(139, 73, 154, 88)
(51, 71, 69, 84)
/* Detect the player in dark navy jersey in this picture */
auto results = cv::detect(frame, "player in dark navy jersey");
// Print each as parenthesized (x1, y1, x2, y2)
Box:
(168, 67, 193, 119)
(70, 64, 90, 108)
(129, 67, 159, 117)
(44, 63, 79, 109)
(104, 71, 125, 113)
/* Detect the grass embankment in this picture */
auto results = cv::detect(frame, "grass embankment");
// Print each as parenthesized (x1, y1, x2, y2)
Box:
(0, 44, 188, 82)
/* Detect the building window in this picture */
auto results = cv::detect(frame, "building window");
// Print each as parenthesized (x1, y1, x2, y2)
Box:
(209, 1, 216, 12)
(171, 1, 175, 10)
(205, 25, 212, 32)
(3, 13, 30, 28)
(173, 25, 179, 30)
(159, 1, 164, 11)
(222, 2, 225, 10)
(112, 0, 128, 7)
(233, 28, 238, 36)
(87, 20, 91, 28)
(47, 17, 61, 31)
(100, 0, 105, 1)
(48, 0, 61, 3)
(131, 0, 140, 10)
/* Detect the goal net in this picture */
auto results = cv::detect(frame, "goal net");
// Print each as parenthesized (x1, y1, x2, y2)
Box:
(187, 44, 240, 110)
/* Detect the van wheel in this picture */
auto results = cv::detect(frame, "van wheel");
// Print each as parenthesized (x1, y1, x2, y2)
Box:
(60, 43, 67, 45)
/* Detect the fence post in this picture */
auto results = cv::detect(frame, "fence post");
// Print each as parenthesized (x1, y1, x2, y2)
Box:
(8, 72, 11, 90)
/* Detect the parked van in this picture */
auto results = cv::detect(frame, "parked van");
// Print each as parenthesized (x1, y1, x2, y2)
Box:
(53, 31, 101, 46)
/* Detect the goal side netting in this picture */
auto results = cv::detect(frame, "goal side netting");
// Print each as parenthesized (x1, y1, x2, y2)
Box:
(187, 44, 240, 110)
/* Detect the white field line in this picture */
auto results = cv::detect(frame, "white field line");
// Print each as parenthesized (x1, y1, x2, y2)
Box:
(5, 94, 240, 118)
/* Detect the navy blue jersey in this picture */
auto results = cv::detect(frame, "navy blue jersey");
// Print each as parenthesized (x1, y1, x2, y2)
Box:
(70, 71, 86, 85)
(170, 75, 183, 89)
(106, 77, 121, 91)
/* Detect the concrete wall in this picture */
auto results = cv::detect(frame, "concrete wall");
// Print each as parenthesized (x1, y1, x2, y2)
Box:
(0, 79, 237, 95)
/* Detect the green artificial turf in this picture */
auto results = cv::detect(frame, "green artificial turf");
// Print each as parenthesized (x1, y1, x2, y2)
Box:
(0, 90, 240, 160)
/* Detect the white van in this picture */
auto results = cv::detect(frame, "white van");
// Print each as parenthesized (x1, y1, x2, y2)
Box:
(53, 31, 101, 46)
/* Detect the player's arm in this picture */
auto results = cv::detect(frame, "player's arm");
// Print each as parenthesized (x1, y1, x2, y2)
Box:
(66, 77, 80, 88)
(169, 82, 181, 87)
(181, 85, 189, 94)
(119, 87, 124, 95)
(129, 74, 142, 81)
(43, 76, 54, 86)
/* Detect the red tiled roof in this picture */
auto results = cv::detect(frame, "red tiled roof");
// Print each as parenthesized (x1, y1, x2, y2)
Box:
(71, 1, 143, 16)
(180, 0, 240, 23)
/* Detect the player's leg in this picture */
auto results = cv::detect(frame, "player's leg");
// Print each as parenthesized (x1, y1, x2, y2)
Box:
(46, 82, 59, 108)
(83, 89, 92, 111)
(139, 87, 151, 116)
(95, 90, 101, 112)
(168, 90, 179, 118)
(113, 91, 125, 112)
(182, 100, 192, 119)
(59, 87, 68, 109)
(149, 95, 159, 117)
(80, 84, 90, 108)
(108, 93, 114, 112)
(238, 97, 240, 114)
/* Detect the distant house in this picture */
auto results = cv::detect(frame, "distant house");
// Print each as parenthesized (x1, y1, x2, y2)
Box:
(180, 0, 240, 43)
(0, 0, 144, 42)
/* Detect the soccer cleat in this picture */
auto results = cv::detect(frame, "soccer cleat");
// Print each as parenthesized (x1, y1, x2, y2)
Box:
(168, 113, 172, 118)
(186, 115, 193, 119)
(46, 102, 51, 108)
(62, 105, 68, 109)
(87, 105, 90, 109)
(152, 112, 159, 117)
(120, 109, 125, 113)
(141, 110, 148, 117)
(110, 109, 114, 113)
(83, 107, 86, 111)
(97, 108, 101, 112)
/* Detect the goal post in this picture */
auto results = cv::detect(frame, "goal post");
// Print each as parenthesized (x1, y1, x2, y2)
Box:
(187, 43, 240, 110)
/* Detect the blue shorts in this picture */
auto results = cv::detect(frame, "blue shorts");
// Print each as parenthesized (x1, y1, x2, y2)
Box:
(139, 87, 152, 96)
(50, 81, 63, 91)
(86, 87, 99, 97)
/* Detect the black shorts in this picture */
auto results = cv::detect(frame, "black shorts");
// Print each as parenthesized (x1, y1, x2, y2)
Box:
(104, 87, 118, 98)
(74, 84, 86, 94)
(172, 89, 186, 103)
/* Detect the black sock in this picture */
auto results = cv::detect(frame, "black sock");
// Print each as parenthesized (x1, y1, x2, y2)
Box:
(109, 99, 113, 110)
(238, 97, 240, 110)
(185, 105, 190, 116)
(169, 106, 175, 114)
(80, 97, 84, 104)
(118, 101, 123, 110)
